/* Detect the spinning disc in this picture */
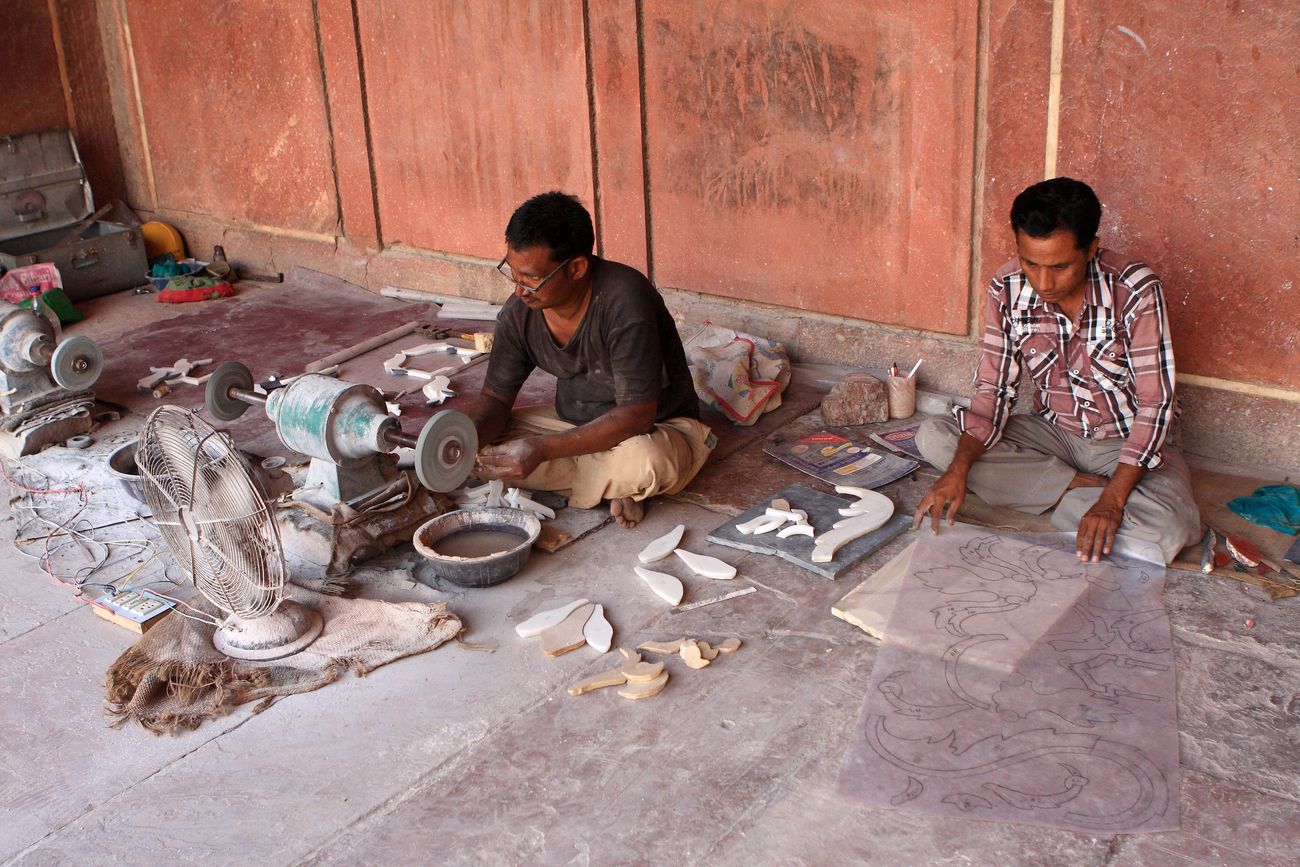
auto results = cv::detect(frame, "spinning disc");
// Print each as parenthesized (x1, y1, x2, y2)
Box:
(415, 410, 478, 492)
(205, 361, 254, 421)
(50, 337, 103, 390)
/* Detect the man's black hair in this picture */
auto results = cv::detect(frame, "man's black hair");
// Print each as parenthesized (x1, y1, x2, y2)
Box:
(504, 191, 595, 262)
(1010, 177, 1102, 250)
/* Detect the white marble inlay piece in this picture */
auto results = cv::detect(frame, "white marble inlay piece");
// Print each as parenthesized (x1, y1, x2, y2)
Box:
(638, 523, 686, 563)
(674, 548, 738, 580)
(583, 603, 613, 653)
(634, 566, 685, 605)
(514, 598, 591, 638)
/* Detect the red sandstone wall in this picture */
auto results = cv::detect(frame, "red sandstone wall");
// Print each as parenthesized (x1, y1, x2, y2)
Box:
(4, 1, 1296, 394)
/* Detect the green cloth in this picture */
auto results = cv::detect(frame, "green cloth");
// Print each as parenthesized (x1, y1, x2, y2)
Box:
(149, 254, 189, 278)
(18, 288, 83, 324)
(164, 275, 221, 292)
(1227, 485, 1300, 535)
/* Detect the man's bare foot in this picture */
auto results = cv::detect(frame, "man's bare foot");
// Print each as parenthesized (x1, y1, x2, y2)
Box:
(610, 496, 646, 529)
(1066, 472, 1108, 491)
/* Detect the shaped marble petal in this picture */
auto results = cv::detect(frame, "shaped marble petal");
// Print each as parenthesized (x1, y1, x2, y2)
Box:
(515, 597, 591, 638)
(675, 548, 738, 580)
(638, 523, 686, 563)
(634, 566, 685, 605)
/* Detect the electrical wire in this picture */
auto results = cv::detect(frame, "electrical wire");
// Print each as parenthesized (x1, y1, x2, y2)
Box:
(0, 457, 198, 617)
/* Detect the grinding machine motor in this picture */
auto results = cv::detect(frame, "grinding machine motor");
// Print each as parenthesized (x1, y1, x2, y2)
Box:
(0, 300, 104, 455)
(205, 361, 478, 574)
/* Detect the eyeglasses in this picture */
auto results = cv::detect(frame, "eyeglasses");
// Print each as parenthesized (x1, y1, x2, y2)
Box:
(495, 255, 573, 295)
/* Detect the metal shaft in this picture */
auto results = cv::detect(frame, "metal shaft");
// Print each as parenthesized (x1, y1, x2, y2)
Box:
(383, 428, 419, 449)
(229, 386, 268, 407)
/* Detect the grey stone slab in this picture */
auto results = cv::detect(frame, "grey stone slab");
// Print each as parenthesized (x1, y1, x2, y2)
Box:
(706, 483, 911, 579)
(1173, 635, 1300, 801)
(0, 607, 243, 860)
(1112, 770, 1300, 866)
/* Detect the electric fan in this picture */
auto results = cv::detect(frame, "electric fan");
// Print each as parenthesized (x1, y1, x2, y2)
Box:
(136, 405, 322, 660)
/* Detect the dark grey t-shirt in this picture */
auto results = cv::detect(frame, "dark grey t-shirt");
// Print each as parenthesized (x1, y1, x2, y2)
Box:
(483, 257, 699, 425)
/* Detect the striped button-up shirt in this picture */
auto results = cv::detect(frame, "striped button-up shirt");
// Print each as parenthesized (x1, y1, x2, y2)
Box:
(955, 249, 1178, 470)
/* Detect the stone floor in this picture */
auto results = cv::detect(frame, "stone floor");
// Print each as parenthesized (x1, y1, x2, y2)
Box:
(1, 285, 1297, 866)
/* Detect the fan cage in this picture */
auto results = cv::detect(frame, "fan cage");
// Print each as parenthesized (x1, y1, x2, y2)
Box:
(136, 406, 285, 619)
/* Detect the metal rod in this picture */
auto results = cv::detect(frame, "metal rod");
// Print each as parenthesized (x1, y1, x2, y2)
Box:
(383, 428, 418, 449)
(229, 386, 267, 407)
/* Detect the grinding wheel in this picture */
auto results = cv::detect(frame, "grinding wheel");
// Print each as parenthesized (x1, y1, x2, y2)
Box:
(415, 410, 478, 492)
(205, 361, 254, 421)
(50, 337, 103, 391)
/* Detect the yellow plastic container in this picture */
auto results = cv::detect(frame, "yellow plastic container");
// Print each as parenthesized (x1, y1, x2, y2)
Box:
(140, 221, 185, 261)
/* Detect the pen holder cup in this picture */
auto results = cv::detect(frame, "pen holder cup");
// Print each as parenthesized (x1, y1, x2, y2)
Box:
(886, 375, 916, 420)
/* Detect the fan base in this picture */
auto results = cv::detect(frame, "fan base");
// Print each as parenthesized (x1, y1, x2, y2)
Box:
(213, 602, 323, 661)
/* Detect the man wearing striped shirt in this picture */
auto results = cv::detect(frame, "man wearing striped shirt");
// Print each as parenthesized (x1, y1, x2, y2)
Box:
(913, 177, 1200, 564)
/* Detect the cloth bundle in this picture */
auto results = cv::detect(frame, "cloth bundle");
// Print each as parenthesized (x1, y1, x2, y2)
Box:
(683, 323, 791, 426)
(1228, 484, 1300, 535)
(105, 585, 461, 734)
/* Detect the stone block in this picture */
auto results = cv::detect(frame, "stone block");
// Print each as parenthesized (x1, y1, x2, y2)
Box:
(820, 372, 888, 426)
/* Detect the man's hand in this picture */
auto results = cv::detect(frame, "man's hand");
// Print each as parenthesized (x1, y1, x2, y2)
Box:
(912, 432, 986, 534)
(477, 438, 544, 481)
(1076, 495, 1125, 562)
(912, 468, 969, 533)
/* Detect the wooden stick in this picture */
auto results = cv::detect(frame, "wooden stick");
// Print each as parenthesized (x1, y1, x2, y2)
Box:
(305, 321, 421, 373)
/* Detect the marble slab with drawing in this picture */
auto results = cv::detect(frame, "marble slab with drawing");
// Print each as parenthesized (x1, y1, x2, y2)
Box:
(839, 526, 1179, 833)
(705, 484, 910, 580)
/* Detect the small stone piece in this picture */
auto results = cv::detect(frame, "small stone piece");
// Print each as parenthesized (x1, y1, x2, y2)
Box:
(674, 548, 737, 580)
(696, 641, 720, 661)
(638, 638, 686, 655)
(776, 522, 815, 539)
(717, 638, 742, 653)
(540, 603, 596, 657)
(680, 640, 711, 669)
(618, 671, 669, 700)
(639, 523, 686, 563)
(770, 498, 790, 511)
(820, 372, 889, 426)
(567, 667, 628, 696)
(618, 647, 642, 663)
(583, 603, 613, 653)
(621, 659, 666, 682)
(515, 598, 590, 638)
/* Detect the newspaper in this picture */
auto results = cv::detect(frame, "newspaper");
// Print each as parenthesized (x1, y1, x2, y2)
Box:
(763, 430, 918, 489)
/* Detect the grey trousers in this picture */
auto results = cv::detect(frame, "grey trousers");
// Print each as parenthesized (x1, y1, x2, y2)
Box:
(916, 414, 1201, 564)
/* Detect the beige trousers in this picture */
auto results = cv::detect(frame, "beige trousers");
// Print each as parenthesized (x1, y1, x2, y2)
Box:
(496, 406, 715, 509)
(916, 414, 1201, 564)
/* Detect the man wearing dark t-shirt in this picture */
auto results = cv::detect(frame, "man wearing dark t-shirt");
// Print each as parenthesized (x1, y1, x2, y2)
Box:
(470, 192, 715, 528)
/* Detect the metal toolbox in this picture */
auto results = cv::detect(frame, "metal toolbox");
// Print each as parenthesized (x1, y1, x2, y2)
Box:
(0, 128, 147, 301)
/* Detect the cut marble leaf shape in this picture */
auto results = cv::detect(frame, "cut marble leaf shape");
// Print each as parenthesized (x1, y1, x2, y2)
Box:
(835, 486, 892, 517)
(777, 522, 815, 539)
(638, 523, 686, 563)
(674, 548, 737, 580)
(583, 603, 613, 653)
(634, 566, 685, 605)
(750, 516, 788, 536)
(812, 499, 895, 563)
(738, 514, 774, 535)
(514, 597, 591, 638)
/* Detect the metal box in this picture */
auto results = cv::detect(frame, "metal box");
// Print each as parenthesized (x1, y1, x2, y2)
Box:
(0, 128, 147, 301)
